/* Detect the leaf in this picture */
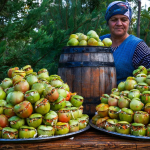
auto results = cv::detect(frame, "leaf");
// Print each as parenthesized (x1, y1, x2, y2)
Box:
(145, 29, 150, 32)
(141, 14, 150, 20)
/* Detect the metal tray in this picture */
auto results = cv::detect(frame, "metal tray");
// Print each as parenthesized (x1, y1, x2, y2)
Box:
(0, 124, 90, 143)
(89, 120, 150, 141)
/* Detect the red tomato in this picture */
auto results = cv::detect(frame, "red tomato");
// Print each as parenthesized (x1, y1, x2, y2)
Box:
(0, 114, 9, 128)
(66, 91, 71, 101)
(58, 112, 71, 123)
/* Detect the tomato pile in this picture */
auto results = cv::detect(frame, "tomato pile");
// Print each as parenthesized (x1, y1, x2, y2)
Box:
(67, 30, 112, 47)
(0, 65, 89, 139)
(92, 65, 150, 137)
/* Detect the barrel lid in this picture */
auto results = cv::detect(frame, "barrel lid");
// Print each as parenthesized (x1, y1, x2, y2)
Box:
(62, 46, 112, 53)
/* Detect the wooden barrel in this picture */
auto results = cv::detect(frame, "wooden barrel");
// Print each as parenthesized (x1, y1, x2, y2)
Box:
(58, 46, 117, 116)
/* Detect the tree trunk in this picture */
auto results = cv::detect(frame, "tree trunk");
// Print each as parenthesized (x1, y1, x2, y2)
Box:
(137, 0, 141, 37)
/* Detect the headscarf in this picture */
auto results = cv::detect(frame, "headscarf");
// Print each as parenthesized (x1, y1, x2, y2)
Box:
(105, 1, 132, 23)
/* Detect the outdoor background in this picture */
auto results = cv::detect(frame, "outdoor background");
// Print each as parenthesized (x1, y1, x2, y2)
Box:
(0, 0, 150, 81)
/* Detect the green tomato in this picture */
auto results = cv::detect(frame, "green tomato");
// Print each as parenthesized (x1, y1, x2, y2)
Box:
(131, 123, 146, 136)
(2, 127, 18, 139)
(70, 95, 84, 107)
(35, 98, 50, 115)
(26, 113, 43, 128)
(37, 125, 55, 137)
(19, 126, 37, 139)
(8, 116, 25, 129)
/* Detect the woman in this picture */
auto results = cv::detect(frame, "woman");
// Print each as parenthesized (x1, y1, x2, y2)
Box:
(100, 1, 150, 84)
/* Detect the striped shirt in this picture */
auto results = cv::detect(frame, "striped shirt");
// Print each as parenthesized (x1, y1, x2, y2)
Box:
(111, 41, 150, 69)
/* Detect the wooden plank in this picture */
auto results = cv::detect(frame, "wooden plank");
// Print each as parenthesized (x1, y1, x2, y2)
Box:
(74, 53, 82, 62)
(59, 54, 69, 62)
(83, 104, 97, 115)
(72, 67, 82, 94)
(107, 52, 117, 89)
(136, 142, 150, 150)
(104, 53, 110, 94)
(58, 67, 66, 82)
(81, 53, 91, 99)
(99, 67, 105, 96)
(90, 67, 100, 99)
(90, 53, 100, 101)
(0, 141, 136, 150)
(65, 68, 74, 92)
(81, 67, 91, 98)
(72, 53, 82, 95)
(111, 67, 117, 88)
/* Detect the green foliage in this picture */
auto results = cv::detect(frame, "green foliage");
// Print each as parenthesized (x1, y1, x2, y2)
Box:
(139, 7, 150, 46)
(0, 0, 149, 81)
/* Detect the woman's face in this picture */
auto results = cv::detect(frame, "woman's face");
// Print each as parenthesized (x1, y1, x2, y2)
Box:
(108, 14, 130, 37)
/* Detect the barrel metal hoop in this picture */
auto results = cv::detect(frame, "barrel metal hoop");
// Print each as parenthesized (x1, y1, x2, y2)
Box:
(62, 46, 112, 53)
(59, 61, 115, 67)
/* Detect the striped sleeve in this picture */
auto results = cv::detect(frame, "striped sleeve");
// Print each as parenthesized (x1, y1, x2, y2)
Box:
(132, 41, 150, 69)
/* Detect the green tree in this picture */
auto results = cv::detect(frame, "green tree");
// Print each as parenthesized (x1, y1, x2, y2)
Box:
(140, 7, 150, 46)
(0, 0, 110, 81)
(0, 0, 149, 81)
(0, 0, 53, 80)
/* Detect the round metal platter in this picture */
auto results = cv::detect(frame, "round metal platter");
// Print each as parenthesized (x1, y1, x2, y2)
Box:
(89, 120, 150, 141)
(0, 124, 90, 143)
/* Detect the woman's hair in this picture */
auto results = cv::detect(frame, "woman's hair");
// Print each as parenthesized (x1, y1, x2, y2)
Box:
(105, 1, 132, 23)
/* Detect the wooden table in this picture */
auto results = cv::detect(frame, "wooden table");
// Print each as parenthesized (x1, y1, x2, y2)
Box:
(1, 127, 150, 150)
